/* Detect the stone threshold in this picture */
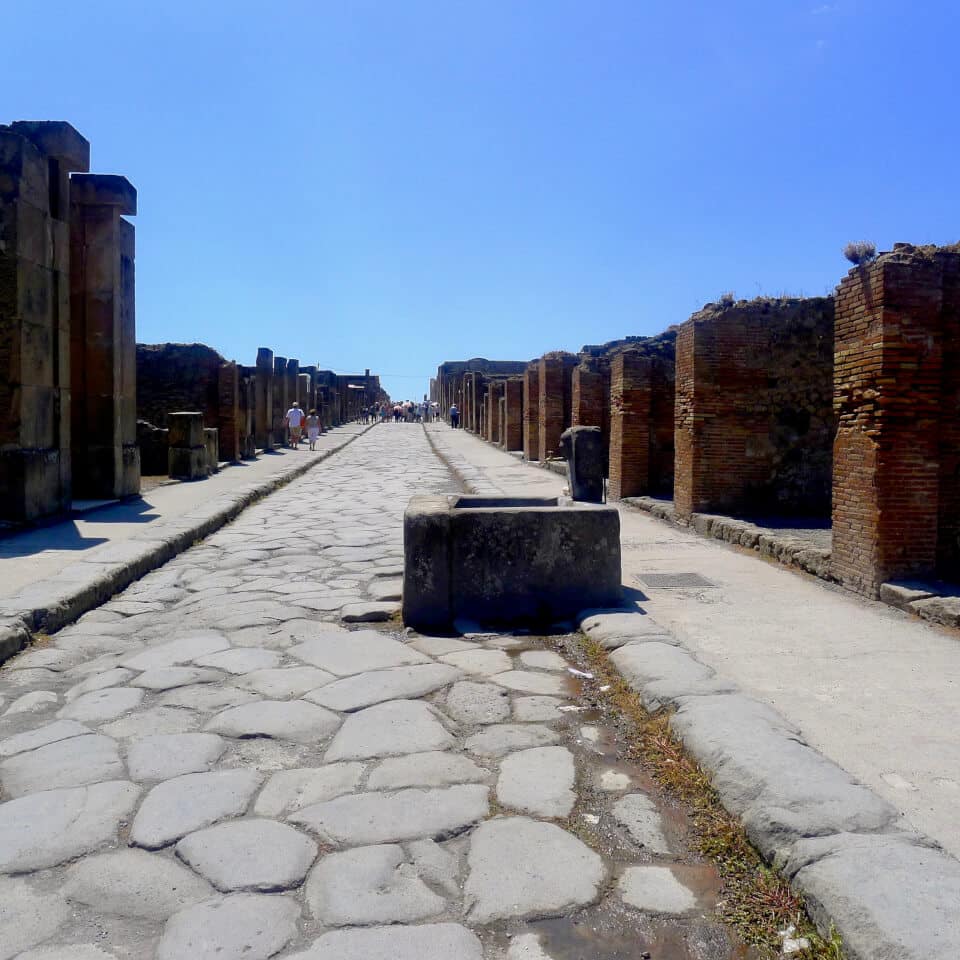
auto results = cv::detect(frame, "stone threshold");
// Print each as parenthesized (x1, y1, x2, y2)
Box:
(0, 424, 377, 667)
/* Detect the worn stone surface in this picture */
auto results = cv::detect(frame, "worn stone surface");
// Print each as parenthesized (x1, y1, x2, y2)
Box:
(518, 650, 567, 671)
(465, 723, 560, 757)
(305, 844, 446, 925)
(290, 630, 430, 675)
(205, 699, 340, 743)
(0, 875, 69, 960)
(193, 647, 282, 674)
(445, 680, 510, 725)
(0, 719, 88, 758)
(131, 769, 262, 849)
(232, 666, 335, 698)
(63, 848, 214, 919)
(439, 649, 512, 676)
(120, 632, 230, 671)
(156, 893, 301, 960)
(612, 793, 671, 854)
(129, 666, 224, 690)
(512, 696, 565, 722)
(307, 664, 460, 712)
(175, 818, 318, 891)
(325, 699, 454, 760)
(491, 670, 570, 696)
(254, 764, 366, 816)
(0, 734, 123, 797)
(290, 785, 490, 846)
(464, 817, 605, 922)
(285, 924, 484, 960)
(617, 865, 698, 914)
(56, 686, 145, 723)
(497, 747, 575, 818)
(126, 732, 226, 781)
(367, 751, 487, 790)
(0, 781, 141, 872)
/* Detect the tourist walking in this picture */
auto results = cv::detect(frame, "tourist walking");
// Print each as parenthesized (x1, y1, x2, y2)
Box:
(450, 403, 460, 428)
(284, 401, 305, 449)
(305, 409, 321, 450)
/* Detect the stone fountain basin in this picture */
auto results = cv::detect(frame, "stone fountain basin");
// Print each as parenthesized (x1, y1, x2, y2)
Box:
(403, 494, 622, 631)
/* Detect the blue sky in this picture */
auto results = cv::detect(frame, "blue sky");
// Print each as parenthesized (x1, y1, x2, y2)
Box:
(8, 1, 959, 401)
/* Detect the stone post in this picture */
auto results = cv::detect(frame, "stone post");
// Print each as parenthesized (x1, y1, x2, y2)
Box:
(168, 411, 207, 480)
(0, 122, 88, 520)
(608, 352, 652, 501)
(560, 426, 605, 503)
(503, 378, 524, 451)
(217, 362, 241, 462)
(69, 173, 140, 500)
(523, 362, 540, 460)
(238, 365, 257, 458)
(254, 348, 274, 449)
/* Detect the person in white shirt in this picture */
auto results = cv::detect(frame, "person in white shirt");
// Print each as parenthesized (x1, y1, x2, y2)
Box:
(284, 402, 305, 449)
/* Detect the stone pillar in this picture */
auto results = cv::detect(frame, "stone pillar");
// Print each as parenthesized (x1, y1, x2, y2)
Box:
(203, 427, 219, 473)
(470, 374, 486, 433)
(608, 352, 652, 500)
(254, 347, 274, 449)
(168, 411, 207, 480)
(572, 357, 611, 471)
(69, 173, 139, 500)
(487, 380, 505, 445)
(273, 356, 288, 441)
(286, 358, 299, 413)
(523, 363, 540, 460)
(503, 378, 524, 451)
(238, 365, 256, 458)
(0, 122, 88, 520)
(538, 354, 576, 461)
(831, 250, 958, 595)
(498, 395, 507, 448)
(298, 373, 310, 409)
(462, 374, 474, 432)
(217, 362, 241, 462)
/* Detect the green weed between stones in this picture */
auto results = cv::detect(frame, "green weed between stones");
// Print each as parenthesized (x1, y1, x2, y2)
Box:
(575, 634, 846, 960)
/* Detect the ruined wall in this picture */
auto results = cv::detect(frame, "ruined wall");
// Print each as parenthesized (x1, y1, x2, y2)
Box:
(571, 357, 610, 471)
(832, 245, 960, 595)
(537, 353, 578, 460)
(523, 363, 540, 459)
(137, 343, 225, 428)
(502, 378, 524, 451)
(674, 297, 834, 519)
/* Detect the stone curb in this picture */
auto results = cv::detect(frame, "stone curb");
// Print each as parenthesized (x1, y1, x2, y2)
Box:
(0, 425, 375, 666)
(577, 606, 960, 959)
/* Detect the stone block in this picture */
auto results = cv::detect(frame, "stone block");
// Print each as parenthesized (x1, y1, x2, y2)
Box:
(403, 494, 621, 631)
(167, 412, 204, 448)
(168, 446, 208, 481)
(559, 426, 604, 503)
(203, 427, 219, 473)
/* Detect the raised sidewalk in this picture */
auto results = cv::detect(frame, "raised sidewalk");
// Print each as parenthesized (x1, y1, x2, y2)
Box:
(425, 422, 960, 958)
(0, 424, 372, 660)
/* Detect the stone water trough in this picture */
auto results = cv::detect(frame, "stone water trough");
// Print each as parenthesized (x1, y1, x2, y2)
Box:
(403, 494, 622, 631)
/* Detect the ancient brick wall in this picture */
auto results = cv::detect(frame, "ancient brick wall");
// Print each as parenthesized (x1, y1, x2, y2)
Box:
(523, 363, 540, 459)
(674, 297, 834, 519)
(572, 357, 611, 472)
(503, 378, 524, 451)
(832, 245, 960, 595)
(137, 343, 225, 429)
(538, 353, 577, 461)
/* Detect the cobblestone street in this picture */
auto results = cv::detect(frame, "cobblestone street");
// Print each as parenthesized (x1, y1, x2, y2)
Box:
(0, 425, 748, 960)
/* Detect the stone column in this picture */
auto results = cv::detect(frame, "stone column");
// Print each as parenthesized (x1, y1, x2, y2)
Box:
(298, 373, 310, 409)
(523, 363, 540, 460)
(286, 358, 299, 413)
(608, 352, 652, 501)
(831, 250, 956, 595)
(238, 365, 256, 458)
(69, 173, 139, 500)
(0, 122, 88, 520)
(538, 355, 576, 461)
(273, 356, 288, 441)
(502, 378, 524, 452)
(487, 380, 505, 445)
(254, 347, 274, 449)
(217, 362, 241, 462)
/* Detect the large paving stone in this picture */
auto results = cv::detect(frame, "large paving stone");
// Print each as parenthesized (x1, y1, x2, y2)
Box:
(55, 687, 145, 723)
(254, 763, 366, 817)
(307, 664, 461, 712)
(407, 837, 461, 896)
(409, 636, 480, 657)
(12, 945, 114, 960)
(130, 769, 262, 849)
(176, 818, 317, 892)
(99, 705, 203, 739)
(669, 694, 899, 862)
(465, 724, 560, 757)
(464, 817, 605, 922)
(305, 844, 446, 926)
(0, 875, 69, 960)
(289, 630, 430, 676)
(205, 699, 341, 744)
(325, 700, 454, 761)
(611, 793, 671, 854)
(130, 666, 224, 691)
(580, 611, 674, 648)
(0, 734, 123, 797)
(64, 668, 136, 701)
(518, 650, 568, 671)
(438, 649, 512, 676)
(120, 632, 230, 671)
(784, 831, 960, 960)
(156, 893, 300, 960)
(490, 671, 571, 696)
(232, 666, 335, 699)
(367, 751, 487, 790)
(617, 865, 697, 914)
(513, 696, 565, 722)
(0, 781, 141, 873)
(496, 747, 575, 818)
(341, 601, 401, 622)
(63, 848, 214, 919)
(609, 641, 714, 693)
(193, 648, 282, 674)
(159, 685, 261, 712)
(290, 784, 489, 846)
(444, 681, 510, 725)
(0, 719, 88, 758)
(4, 691, 57, 715)
(126, 733, 226, 781)
(284, 923, 484, 960)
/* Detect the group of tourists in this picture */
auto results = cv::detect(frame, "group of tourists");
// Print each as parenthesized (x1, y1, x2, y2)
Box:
(358, 400, 440, 424)
(282, 402, 322, 450)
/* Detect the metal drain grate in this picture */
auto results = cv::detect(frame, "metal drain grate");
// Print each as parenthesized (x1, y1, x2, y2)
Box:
(637, 572, 716, 589)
